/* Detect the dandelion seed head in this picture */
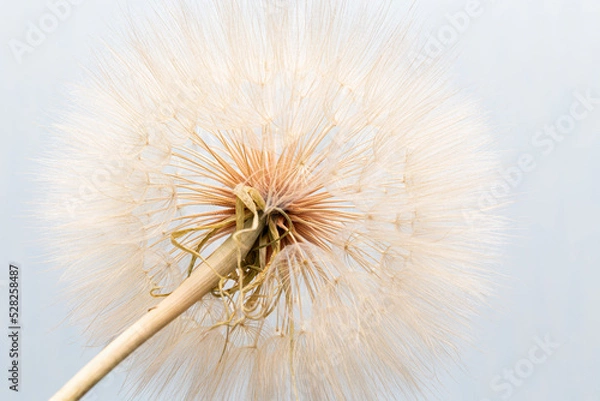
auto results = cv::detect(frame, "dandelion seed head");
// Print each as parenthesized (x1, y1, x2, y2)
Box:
(41, 0, 505, 400)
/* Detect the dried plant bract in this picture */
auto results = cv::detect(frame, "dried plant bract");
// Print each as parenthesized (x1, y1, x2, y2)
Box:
(41, 0, 504, 400)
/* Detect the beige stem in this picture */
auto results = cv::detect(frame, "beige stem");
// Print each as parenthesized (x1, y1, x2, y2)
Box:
(49, 216, 266, 401)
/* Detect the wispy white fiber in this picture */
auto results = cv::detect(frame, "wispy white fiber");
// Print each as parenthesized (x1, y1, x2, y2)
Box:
(40, 0, 504, 400)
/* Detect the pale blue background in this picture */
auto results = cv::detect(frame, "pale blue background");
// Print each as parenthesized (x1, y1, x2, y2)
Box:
(1, 0, 599, 400)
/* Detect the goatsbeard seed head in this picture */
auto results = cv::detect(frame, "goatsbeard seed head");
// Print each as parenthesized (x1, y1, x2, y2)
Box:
(40, 1, 505, 400)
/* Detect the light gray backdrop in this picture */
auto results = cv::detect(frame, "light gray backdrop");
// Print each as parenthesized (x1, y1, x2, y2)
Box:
(1, 0, 599, 400)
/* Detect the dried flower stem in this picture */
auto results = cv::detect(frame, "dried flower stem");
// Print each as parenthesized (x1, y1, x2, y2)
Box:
(50, 215, 266, 401)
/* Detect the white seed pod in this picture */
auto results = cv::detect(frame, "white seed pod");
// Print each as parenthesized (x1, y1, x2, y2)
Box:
(40, 0, 505, 400)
